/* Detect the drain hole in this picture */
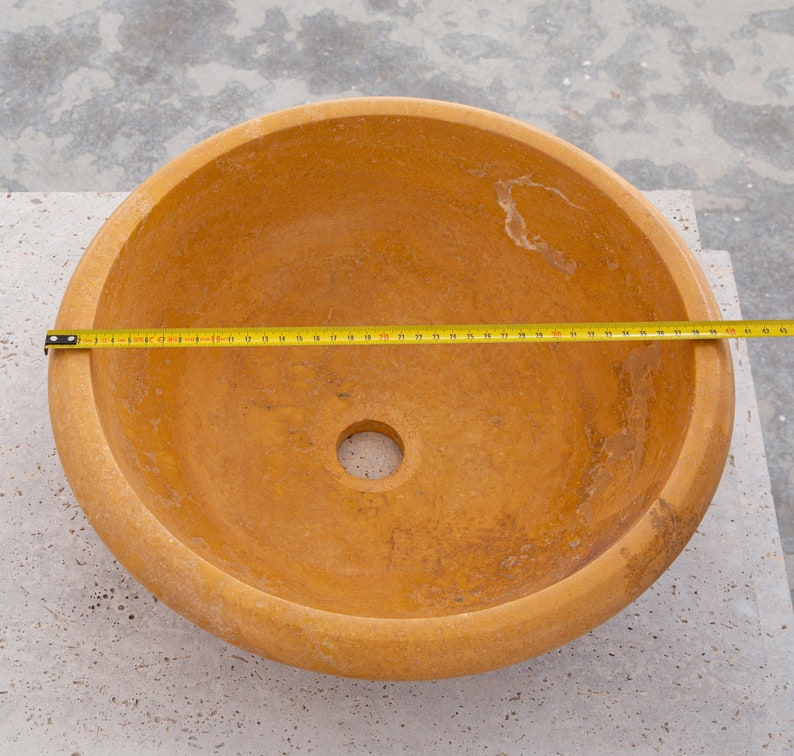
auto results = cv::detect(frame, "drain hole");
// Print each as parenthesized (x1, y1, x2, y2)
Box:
(337, 421, 404, 480)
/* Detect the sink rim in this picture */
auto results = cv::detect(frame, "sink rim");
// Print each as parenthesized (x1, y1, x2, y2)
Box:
(48, 97, 735, 679)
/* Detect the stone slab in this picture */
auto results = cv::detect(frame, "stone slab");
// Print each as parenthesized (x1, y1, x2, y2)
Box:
(0, 191, 791, 754)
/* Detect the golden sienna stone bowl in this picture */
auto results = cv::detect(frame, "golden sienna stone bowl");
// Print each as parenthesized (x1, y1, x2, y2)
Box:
(48, 98, 734, 680)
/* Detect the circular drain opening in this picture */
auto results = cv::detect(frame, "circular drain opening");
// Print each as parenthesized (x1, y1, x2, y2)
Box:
(337, 420, 404, 480)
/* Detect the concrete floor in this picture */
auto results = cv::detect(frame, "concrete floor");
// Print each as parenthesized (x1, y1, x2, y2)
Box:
(3, 190, 791, 752)
(1, 0, 792, 591)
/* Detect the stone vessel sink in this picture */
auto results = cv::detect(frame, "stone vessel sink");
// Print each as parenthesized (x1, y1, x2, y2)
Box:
(48, 98, 734, 680)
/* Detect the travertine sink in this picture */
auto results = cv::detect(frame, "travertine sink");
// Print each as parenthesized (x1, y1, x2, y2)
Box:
(48, 98, 734, 679)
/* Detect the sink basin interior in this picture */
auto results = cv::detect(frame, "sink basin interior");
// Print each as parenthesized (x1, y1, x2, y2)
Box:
(88, 113, 698, 619)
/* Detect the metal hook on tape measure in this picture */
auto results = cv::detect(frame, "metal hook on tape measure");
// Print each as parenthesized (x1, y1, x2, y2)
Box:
(45, 333, 80, 353)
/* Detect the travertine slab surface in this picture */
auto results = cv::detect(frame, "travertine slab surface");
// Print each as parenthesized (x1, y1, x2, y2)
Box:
(0, 191, 791, 753)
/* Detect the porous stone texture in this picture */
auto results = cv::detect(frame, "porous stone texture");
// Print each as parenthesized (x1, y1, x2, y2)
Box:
(0, 191, 790, 752)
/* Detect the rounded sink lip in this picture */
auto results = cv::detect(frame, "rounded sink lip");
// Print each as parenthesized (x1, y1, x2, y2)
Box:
(48, 96, 735, 678)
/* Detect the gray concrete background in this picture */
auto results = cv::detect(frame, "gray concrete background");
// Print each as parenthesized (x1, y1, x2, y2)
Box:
(0, 6, 791, 597)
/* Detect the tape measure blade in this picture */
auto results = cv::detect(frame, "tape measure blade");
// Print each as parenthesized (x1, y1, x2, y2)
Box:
(44, 318, 794, 351)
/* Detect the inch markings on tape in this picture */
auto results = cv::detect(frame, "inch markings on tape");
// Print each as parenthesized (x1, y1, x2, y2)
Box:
(45, 320, 794, 352)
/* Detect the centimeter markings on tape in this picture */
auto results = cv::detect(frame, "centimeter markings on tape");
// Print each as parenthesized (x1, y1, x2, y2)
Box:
(45, 320, 794, 352)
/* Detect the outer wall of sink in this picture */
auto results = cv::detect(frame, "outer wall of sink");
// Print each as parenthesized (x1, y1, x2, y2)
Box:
(48, 98, 734, 680)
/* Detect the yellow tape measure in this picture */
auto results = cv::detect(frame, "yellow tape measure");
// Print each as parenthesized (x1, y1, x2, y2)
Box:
(45, 320, 794, 352)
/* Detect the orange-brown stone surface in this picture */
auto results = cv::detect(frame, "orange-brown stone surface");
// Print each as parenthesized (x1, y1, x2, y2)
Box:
(49, 98, 734, 679)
